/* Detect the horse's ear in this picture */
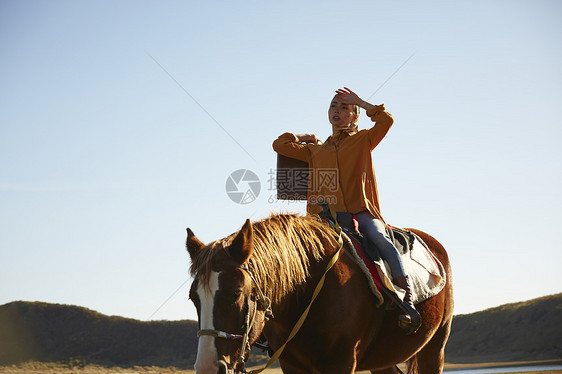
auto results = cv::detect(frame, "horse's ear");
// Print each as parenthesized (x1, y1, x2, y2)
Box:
(186, 228, 205, 260)
(229, 219, 253, 265)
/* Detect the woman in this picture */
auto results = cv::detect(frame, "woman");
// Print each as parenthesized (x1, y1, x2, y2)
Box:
(272, 87, 420, 333)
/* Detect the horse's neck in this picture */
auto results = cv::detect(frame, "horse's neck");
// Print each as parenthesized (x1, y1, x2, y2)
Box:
(269, 248, 333, 308)
(252, 217, 337, 308)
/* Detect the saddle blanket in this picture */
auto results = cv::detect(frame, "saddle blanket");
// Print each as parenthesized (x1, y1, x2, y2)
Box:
(342, 230, 446, 307)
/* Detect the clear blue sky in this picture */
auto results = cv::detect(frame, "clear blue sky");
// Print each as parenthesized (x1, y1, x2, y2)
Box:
(1, 0, 561, 322)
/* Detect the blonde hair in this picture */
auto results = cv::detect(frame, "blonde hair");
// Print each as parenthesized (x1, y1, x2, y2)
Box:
(344, 101, 361, 129)
(190, 214, 339, 303)
(345, 106, 359, 132)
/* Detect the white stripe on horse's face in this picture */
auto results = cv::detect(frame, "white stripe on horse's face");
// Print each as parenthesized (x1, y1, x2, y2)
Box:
(195, 271, 220, 374)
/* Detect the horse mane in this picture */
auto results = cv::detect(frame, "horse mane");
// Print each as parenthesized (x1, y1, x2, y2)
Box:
(190, 213, 337, 303)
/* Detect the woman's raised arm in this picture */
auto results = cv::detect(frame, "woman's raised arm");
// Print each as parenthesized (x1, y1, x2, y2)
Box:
(335, 87, 377, 112)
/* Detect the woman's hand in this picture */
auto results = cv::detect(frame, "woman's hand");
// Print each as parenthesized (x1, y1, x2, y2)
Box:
(296, 133, 319, 144)
(336, 87, 376, 111)
(335, 87, 363, 106)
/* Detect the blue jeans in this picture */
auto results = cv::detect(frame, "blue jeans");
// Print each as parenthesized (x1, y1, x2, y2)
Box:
(355, 211, 406, 278)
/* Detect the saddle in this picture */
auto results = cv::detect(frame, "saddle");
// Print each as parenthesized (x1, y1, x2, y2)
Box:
(317, 203, 446, 307)
(318, 203, 415, 263)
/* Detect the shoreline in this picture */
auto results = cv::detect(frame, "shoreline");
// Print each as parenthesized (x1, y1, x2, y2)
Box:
(443, 358, 562, 370)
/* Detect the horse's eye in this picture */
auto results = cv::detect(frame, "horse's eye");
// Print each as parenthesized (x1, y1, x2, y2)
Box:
(225, 289, 243, 302)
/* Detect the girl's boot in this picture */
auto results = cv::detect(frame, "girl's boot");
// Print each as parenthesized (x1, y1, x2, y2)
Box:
(393, 275, 422, 334)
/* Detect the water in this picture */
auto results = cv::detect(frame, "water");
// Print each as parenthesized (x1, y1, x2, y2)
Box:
(444, 364, 562, 374)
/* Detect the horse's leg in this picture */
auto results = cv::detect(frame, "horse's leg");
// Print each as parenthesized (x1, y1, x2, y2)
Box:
(414, 318, 453, 374)
(370, 365, 404, 374)
(278, 344, 358, 374)
(278, 360, 311, 374)
(313, 355, 357, 374)
(279, 357, 357, 374)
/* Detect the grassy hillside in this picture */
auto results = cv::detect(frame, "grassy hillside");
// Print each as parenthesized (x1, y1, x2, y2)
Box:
(1, 293, 561, 367)
(0, 301, 198, 368)
(445, 293, 562, 363)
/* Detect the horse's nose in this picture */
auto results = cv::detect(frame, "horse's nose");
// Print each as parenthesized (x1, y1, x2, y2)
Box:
(217, 360, 228, 374)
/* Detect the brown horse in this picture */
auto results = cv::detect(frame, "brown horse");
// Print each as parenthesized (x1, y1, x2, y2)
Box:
(186, 213, 454, 374)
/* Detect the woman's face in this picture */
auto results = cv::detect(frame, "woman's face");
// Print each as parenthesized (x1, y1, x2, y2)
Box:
(328, 97, 357, 129)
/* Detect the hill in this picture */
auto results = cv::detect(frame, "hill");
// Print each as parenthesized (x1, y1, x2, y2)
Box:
(445, 293, 562, 362)
(1, 293, 561, 367)
(0, 301, 198, 367)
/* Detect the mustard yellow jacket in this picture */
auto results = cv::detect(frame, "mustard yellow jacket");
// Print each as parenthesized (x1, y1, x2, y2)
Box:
(272, 105, 394, 220)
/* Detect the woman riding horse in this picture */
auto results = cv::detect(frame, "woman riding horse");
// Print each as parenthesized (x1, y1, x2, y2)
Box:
(272, 87, 420, 332)
(186, 88, 453, 373)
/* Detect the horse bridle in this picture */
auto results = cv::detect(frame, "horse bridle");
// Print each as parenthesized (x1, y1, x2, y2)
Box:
(196, 263, 273, 373)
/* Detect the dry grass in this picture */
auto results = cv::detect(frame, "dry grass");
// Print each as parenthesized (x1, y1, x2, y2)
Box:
(0, 362, 191, 374)
(1, 362, 561, 374)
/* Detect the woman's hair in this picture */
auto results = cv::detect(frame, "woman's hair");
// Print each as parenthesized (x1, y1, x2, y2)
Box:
(350, 105, 360, 130)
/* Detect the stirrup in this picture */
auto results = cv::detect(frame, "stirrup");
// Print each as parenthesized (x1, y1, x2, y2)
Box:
(253, 340, 273, 357)
(398, 306, 421, 335)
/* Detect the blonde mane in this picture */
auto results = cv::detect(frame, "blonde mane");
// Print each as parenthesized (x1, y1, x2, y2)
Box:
(190, 213, 338, 303)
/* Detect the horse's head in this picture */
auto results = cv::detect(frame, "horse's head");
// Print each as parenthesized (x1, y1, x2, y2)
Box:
(186, 219, 270, 374)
